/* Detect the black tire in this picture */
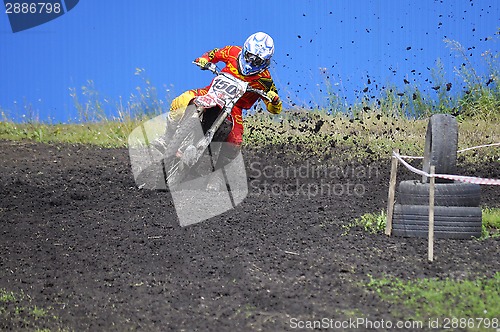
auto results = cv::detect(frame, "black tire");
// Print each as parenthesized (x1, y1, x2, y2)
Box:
(422, 114, 458, 183)
(392, 204, 482, 239)
(398, 180, 481, 207)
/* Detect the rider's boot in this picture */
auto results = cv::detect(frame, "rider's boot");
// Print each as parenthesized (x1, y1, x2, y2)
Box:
(165, 114, 179, 140)
(151, 114, 178, 154)
(151, 90, 194, 154)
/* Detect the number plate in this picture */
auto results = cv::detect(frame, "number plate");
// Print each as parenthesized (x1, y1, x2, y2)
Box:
(209, 74, 247, 99)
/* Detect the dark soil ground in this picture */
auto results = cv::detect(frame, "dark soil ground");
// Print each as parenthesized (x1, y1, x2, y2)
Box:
(0, 140, 499, 331)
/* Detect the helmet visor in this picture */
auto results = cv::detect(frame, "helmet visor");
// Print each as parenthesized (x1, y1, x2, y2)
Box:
(244, 51, 266, 67)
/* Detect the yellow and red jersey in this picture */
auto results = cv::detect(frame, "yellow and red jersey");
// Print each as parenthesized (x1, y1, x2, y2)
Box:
(194, 45, 282, 115)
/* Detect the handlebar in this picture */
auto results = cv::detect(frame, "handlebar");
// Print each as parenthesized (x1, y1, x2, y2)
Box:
(247, 87, 271, 101)
(192, 61, 271, 102)
(193, 61, 219, 74)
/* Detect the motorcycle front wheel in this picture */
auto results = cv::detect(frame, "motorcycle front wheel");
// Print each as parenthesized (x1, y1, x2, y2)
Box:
(162, 106, 205, 189)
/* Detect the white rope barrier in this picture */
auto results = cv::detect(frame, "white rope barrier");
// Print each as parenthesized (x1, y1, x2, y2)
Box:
(457, 142, 500, 153)
(398, 142, 500, 160)
(393, 151, 500, 186)
(398, 155, 423, 160)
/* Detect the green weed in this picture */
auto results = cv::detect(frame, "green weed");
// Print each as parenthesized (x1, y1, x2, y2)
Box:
(317, 32, 500, 120)
(481, 207, 500, 239)
(32, 306, 47, 319)
(0, 289, 17, 302)
(366, 273, 500, 324)
(342, 210, 386, 235)
(0, 288, 68, 331)
(444, 33, 500, 121)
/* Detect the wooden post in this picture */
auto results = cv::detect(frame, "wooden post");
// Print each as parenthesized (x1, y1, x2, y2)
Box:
(428, 166, 436, 262)
(385, 149, 399, 236)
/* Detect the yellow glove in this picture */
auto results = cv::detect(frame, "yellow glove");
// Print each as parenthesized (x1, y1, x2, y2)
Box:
(265, 90, 282, 114)
(267, 102, 282, 114)
(267, 90, 280, 105)
(194, 57, 209, 68)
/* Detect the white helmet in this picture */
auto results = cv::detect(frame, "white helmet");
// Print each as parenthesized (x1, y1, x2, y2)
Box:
(238, 32, 274, 76)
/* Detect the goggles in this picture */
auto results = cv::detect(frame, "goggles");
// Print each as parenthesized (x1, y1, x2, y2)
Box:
(244, 51, 266, 67)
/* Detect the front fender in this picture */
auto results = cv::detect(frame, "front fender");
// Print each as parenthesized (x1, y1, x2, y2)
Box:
(194, 94, 226, 109)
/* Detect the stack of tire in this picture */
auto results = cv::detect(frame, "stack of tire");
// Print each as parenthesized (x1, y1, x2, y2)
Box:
(392, 114, 482, 239)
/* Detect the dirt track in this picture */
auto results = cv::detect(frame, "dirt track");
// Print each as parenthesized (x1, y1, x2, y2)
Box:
(1, 141, 499, 331)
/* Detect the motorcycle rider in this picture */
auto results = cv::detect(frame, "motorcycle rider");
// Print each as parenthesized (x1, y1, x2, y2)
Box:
(164, 32, 282, 190)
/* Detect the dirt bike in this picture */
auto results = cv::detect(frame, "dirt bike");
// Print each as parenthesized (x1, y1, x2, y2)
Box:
(157, 61, 271, 190)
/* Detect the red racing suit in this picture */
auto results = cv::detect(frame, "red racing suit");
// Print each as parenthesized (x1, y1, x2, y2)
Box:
(181, 45, 282, 146)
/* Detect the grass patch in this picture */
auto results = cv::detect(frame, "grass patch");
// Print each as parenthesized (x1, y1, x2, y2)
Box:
(481, 207, 500, 239)
(0, 120, 142, 148)
(0, 288, 69, 332)
(0, 112, 498, 165)
(0, 289, 17, 303)
(342, 210, 387, 235)
(366, 273, 500, 328)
